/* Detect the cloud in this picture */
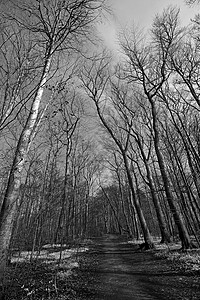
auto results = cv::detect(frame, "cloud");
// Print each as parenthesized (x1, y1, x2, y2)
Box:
(98, 0, 198, 52)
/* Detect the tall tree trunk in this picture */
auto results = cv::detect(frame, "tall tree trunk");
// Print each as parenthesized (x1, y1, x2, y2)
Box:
(135, 135, 171, 243)
(123, 154, 154, 249)
(127, 191, 139, 239)
(150, 100, 192, 249)
(0, 55, 52, 286)
(92, 97, 154, 248)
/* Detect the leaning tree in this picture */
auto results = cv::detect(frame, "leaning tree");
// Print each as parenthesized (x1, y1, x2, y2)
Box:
(0, 0, 105, 287)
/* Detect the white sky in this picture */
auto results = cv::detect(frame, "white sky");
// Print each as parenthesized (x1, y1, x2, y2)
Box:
(98, 0, 199, 51)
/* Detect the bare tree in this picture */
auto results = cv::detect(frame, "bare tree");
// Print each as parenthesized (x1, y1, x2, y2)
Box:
(80, 54, 155, 249)
(109, 78, 171, 243)
(120, 7, 193, 249)
(0, 25, 40, 132)
(0, 0, 105, 287)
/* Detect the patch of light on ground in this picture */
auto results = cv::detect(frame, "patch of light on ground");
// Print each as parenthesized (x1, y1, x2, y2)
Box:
(11, 246, 89, 264)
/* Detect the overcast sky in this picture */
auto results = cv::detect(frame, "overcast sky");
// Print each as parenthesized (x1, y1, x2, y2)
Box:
(98, 0, 199, 51)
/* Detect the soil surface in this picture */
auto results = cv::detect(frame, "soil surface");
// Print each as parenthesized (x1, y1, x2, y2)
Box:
(76, 234, 200, 300)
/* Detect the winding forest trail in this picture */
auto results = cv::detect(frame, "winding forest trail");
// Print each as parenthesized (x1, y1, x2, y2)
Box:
(78, 234, 200, 300)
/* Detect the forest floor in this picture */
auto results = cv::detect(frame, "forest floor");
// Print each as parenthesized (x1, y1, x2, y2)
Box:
(2, 235, 200, 299)
(78, 235, 200, 300)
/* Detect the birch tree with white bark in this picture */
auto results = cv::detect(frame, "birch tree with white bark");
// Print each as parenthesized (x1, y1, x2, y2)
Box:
(0, 0, 105, 288)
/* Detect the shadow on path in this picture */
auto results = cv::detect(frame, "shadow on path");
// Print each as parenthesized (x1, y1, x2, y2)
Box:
(78, 234, 200, 300)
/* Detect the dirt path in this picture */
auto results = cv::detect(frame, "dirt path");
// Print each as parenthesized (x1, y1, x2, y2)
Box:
(77, 234, 200, 300)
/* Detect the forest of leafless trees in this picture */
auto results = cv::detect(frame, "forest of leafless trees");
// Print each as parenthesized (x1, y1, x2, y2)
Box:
(1, 0, 200, 293)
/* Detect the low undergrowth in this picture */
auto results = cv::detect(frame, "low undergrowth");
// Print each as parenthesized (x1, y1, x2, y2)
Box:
(3, 244, 89, 300)
(154, 247, 200, 273)
(130, 236, 200, 274)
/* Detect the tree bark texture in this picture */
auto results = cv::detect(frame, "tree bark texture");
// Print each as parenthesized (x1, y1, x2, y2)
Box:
(150, 100, 192, 249)
(0, 55, 52, 284)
